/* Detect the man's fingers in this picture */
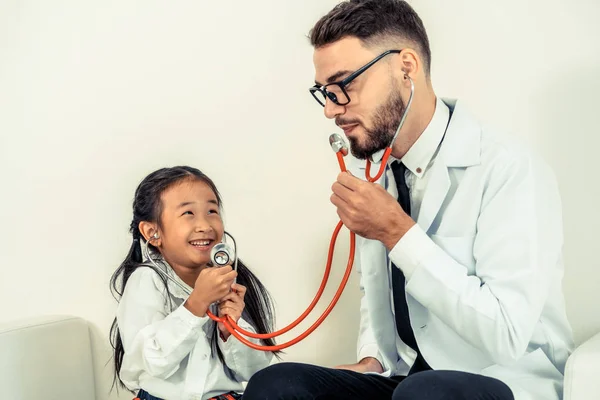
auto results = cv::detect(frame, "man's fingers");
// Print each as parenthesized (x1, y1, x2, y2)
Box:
(337, 171, 363, 190)
(330, 192, 346, 209)
(331, 181, 354, 202)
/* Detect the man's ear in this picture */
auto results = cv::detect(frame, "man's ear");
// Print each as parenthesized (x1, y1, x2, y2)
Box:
(395, 48, 420, 81)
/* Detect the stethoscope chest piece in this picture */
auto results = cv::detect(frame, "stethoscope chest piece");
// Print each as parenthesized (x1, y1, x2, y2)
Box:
(210, 242, 235, 267)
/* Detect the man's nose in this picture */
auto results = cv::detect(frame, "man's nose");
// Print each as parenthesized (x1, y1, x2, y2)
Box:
(324, 98, 345, 120)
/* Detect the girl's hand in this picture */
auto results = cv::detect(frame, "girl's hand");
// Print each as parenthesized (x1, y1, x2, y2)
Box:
(217, 283, 247, 340)
(184, 266, 237, 317)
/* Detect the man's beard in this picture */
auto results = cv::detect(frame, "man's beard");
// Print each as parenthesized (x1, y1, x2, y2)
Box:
(338, 90, 406, 160)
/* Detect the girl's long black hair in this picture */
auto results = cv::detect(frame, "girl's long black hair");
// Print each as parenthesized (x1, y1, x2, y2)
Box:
(109, 166, 278, 391)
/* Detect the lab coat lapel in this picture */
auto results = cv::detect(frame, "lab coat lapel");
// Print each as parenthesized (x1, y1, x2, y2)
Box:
(416, 157, 450, 233)
(416, 99, 482, 233)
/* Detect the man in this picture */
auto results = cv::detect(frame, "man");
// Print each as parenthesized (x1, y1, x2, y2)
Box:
(243, 1, 574, 399)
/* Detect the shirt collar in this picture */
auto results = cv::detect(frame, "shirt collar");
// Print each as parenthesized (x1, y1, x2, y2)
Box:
(394, 97, 450, 178)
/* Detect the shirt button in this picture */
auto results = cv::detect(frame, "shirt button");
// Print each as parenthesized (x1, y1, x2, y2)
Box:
(416, 167, 422, 173)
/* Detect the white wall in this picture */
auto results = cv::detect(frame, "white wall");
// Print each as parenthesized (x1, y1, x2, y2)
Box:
(0, 1, 598, 399)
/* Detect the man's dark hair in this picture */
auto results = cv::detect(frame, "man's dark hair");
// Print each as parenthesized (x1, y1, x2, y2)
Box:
(310, 0, 432, 76)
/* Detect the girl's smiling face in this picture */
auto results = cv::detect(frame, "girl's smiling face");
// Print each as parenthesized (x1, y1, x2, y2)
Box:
(155, 178, 224, 272)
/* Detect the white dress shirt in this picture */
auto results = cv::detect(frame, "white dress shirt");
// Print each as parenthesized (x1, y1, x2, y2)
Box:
(116, 256, 272, 400)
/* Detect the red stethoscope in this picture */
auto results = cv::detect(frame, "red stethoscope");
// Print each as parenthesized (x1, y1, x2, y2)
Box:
(202, 75, 415, 351)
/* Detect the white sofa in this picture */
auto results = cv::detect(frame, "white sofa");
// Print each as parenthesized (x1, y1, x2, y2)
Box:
(0, 315, 598, 399)
(564, 331, 600, 400)
(0, 315, 96, 400)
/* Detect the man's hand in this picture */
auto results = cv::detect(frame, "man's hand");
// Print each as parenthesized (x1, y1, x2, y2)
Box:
(335, 357, 384, 374)
(331, 172, 415, 249)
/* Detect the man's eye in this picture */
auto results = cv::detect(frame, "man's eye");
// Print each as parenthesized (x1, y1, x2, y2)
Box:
(209, 209, 219, 215)
(182, 211, 194, 216)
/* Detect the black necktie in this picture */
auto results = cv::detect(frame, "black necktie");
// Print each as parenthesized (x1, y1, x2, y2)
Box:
(390, 161, 431, 373)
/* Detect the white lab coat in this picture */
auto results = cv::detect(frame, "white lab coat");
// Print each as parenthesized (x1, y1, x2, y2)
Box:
(350, 99, 574, 400)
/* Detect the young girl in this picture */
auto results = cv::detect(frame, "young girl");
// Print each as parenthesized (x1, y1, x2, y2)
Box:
(109, 166, 278, 400)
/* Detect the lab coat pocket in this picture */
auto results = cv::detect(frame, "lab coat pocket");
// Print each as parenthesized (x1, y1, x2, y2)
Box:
(429, 234, 476, 273)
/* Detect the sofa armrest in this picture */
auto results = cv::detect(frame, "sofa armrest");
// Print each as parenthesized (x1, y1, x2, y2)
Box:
(0, 315, 96, 400)
(564, 331, 600, 400)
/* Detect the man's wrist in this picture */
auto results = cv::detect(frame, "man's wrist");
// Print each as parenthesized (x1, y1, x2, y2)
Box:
(381, 211, 415, 251)
(359, 356, 384, 373)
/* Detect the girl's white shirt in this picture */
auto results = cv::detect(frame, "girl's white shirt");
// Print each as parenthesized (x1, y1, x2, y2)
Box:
(116, 246, 273, 400)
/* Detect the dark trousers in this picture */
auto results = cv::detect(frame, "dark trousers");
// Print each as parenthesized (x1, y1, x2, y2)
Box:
(136, 389, 162, 400)
(242, 362, 514, 400)
(136, 389, 242, 400)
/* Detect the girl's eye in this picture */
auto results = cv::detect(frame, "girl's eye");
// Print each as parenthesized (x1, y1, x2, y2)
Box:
(182, 211, 194, 216)
(208, 209, 219, 215)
